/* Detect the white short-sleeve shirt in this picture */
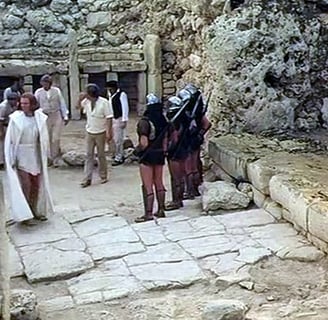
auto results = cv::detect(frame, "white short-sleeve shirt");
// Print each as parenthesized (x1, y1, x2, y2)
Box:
(82, 96, 113, 134)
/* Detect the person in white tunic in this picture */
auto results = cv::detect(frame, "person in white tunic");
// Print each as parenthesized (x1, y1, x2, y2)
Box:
(4, 93, 54, 224)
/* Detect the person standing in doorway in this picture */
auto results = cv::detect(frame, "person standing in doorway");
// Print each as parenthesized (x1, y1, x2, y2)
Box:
(0, 93, 19, 169)
(106, 80, 129, 166)
(77, 84, 113, 188)
(3, 76, 25, 100)
(4, 93, 54, 225)
(34, 74, 69, 167)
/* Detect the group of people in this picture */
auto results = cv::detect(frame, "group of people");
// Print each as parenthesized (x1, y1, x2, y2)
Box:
(1, 74, 210, 226)
(133, 84, 211, 223)
(0, 76, 130, 225)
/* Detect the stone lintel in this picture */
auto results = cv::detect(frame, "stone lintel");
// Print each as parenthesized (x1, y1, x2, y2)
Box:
(111, 61, 147, 72)
(82, 62, 111, 73)
(91, 53, 117, 61)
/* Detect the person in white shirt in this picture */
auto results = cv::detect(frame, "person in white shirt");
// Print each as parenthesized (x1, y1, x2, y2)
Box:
(77, 84, 113, 188)
(34, 74, 69, 167)
(4, 93, 54, 225)
(106, 80, 129, 166)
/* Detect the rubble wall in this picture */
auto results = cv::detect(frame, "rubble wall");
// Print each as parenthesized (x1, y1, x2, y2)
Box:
(0, 0, 328, 132)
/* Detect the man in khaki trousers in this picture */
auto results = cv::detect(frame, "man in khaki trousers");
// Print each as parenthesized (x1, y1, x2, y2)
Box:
(35, 74, 69, 167)
(77, 84, 113, 188)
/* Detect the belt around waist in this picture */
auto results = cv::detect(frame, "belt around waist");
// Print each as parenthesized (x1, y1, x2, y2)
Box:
(43, 109, 60, 115)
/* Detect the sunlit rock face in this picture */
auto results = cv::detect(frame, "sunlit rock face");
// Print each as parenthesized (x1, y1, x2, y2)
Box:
(206, 0, 328, 135)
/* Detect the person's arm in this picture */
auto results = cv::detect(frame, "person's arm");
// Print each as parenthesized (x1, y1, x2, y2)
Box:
(120, 91, 129, 128)
(76, 93, 87, 110)
(3, 88, 10, 101)
(56, 87, 69, 124)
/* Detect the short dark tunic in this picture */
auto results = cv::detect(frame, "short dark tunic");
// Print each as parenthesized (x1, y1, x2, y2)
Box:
(137, 104, 167, 166)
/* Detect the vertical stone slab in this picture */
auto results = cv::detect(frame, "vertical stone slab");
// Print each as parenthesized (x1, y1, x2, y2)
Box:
(137, 72, 146, 115)
(144, 34, 162, 97)
(58, 74, 70, 115)
(68, 29, 80, 120)
(0, 181, 10, 320)
(80, 74, 89, 91)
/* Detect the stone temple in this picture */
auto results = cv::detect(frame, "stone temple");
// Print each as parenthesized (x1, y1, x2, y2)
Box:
(1, 0, 328, 319)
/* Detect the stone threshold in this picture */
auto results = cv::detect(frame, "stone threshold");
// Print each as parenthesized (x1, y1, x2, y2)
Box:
(208, 134, 328, 253)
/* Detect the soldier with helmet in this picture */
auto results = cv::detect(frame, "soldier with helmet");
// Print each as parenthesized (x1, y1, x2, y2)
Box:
(165, 96, 190, 211)
(177, 83, 211, 199)
(134, 93, 168, 223)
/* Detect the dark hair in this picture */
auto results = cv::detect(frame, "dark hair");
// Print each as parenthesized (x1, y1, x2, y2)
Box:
(106, 80, 118, 89)
(86, 83, 100, 98)
(20, 93, 39, 111)
(7, 92, 19, 100)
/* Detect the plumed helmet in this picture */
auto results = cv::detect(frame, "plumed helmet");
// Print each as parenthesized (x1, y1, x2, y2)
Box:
(146, 93, 161, 105)
(184, 83, 199, 95)
(177, 88, 192, 102)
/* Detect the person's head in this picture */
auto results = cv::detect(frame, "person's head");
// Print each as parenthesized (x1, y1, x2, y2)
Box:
(106, 80, 118, 95)
(7, 92, 19, 108)
(20, 93, 39, 115)
(86, 83, 100, 102)
(40, 74, 52, 91)
(11, 76, 24, 90)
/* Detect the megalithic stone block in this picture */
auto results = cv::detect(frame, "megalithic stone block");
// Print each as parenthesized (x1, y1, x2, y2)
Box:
(144, 34, 162, 97)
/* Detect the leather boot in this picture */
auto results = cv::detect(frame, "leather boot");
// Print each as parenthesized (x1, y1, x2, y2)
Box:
(135, 189, 154, 223)
(155, 188, 166, 218)
(165, 178, 183, 211)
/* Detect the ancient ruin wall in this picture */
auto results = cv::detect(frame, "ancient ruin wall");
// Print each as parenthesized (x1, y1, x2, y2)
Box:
(1, 0, 328, 134)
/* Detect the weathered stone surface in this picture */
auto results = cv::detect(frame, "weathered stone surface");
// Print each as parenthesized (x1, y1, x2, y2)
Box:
(10, 216, 76, 247)
(50, 0, 73, 13)
(270, 174, 309, 231)
(62, 150, 86, 166)
(179, 235, 235, 259)
(276, 245, 324, 262)
(308, 203, 328, 243)
(124, 242, 191, 266)
(20, 244, 94, 282)
(2, 14, 24, 29)
(26, 9, 65, 32)
(73, 216, 128, 238)
(201, 181, 251, 212)
(10, 289, 39, 320)
(9, 242, 24, 277)
(215, 208, 275, 230)
(130, 261, 206, 290)
(131, 223, 168, 245)
(39, 296, 74, 313)
(202, 300, 247, 320)
(236, 247, 272, 264)
(61, 207, 115, 224)
(86, 12, 112, 30)
(67, 260, 143, 302)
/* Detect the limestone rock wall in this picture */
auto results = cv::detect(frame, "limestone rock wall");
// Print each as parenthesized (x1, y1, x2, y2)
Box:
(206, 0, 328, 134)
(0, 0, 328, 134)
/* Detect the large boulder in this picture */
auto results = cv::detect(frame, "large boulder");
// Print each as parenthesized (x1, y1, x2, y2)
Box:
(201, 181, 251, 212)
(202, 299, 247, 320)
(62, 151, 86, 166)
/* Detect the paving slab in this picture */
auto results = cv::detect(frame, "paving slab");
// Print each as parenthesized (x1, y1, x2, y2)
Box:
(130, 260, 206, 290)
(124, 242, 192, 266)
(131, 224, 168, 246)
(39, 296, 74, 313)
(73, 216, 128, 238)
(178, 235, 236, 259)
(10, 216, 76, 247)
(62, 207, 116, 224)
(67, 260, 143, 302)
(9, 242, 24, 277)
(20, 243, 94, 282)
(214, 208, 275, 229)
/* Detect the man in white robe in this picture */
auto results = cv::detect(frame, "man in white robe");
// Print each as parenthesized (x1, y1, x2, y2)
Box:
(4, 93, 54, 224)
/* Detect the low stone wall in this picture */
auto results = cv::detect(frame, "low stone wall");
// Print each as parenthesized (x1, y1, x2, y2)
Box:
(208, 134, 328, 253)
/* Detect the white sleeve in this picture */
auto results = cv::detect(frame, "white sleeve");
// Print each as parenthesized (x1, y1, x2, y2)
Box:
(56, 87, 69, 120)
(3, 88, 11, 100)
(120, 91, 129, 122)
(105, 99, 114, 119)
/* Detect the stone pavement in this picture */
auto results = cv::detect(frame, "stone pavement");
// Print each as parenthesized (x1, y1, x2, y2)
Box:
(8, 205, 324, 311)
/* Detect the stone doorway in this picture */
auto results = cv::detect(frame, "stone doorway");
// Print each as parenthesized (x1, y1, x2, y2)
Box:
(87, 72, 140, 113)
